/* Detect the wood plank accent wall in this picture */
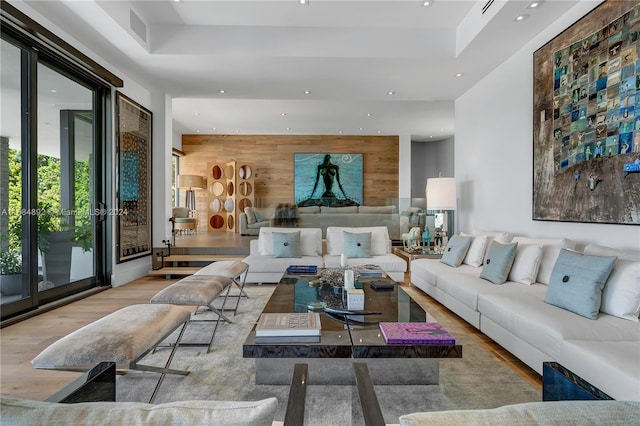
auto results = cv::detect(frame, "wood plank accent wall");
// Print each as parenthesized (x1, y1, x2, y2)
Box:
(180, 135, 399, 230)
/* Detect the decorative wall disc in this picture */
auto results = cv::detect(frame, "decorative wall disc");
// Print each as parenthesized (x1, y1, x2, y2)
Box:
(211, 198, 222, 212)
(227, 215, 235, 229)
(239, 165, 252, 179)
(224, 198, 235, 212)
(211, 165, 222, 180)
(210, 215, 224, 229)
(239, 181, 252, 196)
(210, 181, 224, 196)
(227, 181, 234, 196)
(238, 198, 252, 211)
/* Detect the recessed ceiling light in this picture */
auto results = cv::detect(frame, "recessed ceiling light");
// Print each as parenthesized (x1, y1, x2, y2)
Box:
(213, 127, 217, 130)
(194, 112, 200, 116)
(528, 1, 541, 8)
(281, 113, 287, 116)
(387, 91, 395, 95)
(50, 89, 57, 93)
(422, 1, 432, 7)
(359, 127, 364, 131)
(515, 14, 529, 22)
(235, 130, 239, 133)
(338, 130, 343, 134)
(440, 128, 445, 131)
(286, 127, 291, 131)
(219, 89, 226, 94)
(367, 113, 372, 117)
(377, 130, 381, 134)
(299, 0, 309, 4)
(196, 129, 200, 133)
(430, 135, 433, 138)
(304, 90, 311, 94)
(455, 73, 463, 77)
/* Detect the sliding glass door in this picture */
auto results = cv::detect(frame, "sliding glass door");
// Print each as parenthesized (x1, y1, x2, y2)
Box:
(1, 34, 109, 320)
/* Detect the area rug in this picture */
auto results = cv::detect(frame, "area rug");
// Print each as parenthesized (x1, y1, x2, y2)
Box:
(116, 285, 540, 425)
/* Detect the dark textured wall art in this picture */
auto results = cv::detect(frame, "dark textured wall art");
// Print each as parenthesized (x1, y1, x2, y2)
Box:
(533, 1, 640, 225)
(116, 92, 152, 262)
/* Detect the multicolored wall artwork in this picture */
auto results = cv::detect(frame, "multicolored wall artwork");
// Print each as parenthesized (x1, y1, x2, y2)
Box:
(533, 1, 640, 225)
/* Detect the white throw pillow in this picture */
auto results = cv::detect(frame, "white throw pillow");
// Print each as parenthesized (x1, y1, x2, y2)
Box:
(512, 237, 576, 285)
(508, 244, 543, 285)
(460, 232, 489, 268)
(326, 226, 390, 256)
(599, 260, 640, 322)
(258, 227, 322, 256)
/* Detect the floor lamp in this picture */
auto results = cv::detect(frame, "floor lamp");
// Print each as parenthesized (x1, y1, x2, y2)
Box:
(178, 175, 205, 210)
(426, 177, 457, 242)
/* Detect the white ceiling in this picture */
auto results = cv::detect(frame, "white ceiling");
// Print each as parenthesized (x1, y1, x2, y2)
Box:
(14, 0, 582, 141)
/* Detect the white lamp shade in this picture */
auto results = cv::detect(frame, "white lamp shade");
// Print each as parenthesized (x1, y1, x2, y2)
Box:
(178, 174, 205, 190)
(426, 177, 456, 211)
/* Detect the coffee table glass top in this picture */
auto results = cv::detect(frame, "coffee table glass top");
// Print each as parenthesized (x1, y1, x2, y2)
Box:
(243, 271, 462, 359)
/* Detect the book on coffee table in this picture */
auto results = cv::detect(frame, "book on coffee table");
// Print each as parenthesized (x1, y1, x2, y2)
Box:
(286, 265, 318, 275)
(254, 335, 321, 344)
(255, 312, 321, 337)
(379, 322, 456, 344)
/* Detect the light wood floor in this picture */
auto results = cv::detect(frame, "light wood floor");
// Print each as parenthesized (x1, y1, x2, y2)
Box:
(0, 272, 541, 402)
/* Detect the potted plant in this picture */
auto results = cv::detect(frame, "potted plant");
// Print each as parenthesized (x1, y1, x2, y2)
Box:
(0, 249, 22, 296)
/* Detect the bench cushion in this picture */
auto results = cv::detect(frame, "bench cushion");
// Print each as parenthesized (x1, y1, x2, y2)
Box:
(195, 261, 249, 279)
(32, 304, 191, 369)
(1, 396, 278, 426)
(151, 276, 232, 306)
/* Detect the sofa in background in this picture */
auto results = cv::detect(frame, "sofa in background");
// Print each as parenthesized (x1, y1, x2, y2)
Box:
(239, 205, 401, 240)
(410, 232, 640, 401)
(242, 226, 406, 283)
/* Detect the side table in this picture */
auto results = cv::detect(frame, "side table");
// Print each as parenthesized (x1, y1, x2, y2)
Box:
(392, 247, 442, 267)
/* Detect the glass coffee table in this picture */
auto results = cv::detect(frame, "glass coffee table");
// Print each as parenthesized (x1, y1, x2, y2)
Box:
(243, 270, 462, 385)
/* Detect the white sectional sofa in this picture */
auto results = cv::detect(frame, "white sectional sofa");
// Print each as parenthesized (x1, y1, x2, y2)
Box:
(242, 226, 407, 283)
(410, 232, 640, 401)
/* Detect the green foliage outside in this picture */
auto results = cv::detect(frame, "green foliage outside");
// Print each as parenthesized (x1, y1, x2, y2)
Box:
(2, 148, 93, 275)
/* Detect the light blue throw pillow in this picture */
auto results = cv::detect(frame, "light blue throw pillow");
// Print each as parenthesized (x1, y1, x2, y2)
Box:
(343, 231, 372, 258)
(440, 235, 473, 267)
(480, 241, 518, 284)
(544, 249, 617, 319)
(272, 231, 301, 258)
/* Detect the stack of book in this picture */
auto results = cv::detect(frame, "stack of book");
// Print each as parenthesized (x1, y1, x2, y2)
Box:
(354, 264, 383, 277)
(379, 322, 456, 344)
(255, 312, 321, 343)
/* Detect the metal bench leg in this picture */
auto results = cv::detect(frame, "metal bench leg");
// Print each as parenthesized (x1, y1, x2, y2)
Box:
(284, 363, 308, 426)
(353, 362, 385, 426)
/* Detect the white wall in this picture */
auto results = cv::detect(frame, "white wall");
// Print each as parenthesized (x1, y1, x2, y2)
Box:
(455, 1, 640, 251)
(411, 137, 455, 199)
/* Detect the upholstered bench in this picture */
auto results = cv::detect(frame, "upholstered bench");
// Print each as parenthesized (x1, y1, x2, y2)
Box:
(151, 275, 235, 352)
(32, 304, 192, 403)
(194, 260, 250, 311)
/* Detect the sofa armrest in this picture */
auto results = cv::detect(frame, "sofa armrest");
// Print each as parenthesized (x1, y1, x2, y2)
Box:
(249, 238, 260, 255)
(239, 213, 250, 235)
